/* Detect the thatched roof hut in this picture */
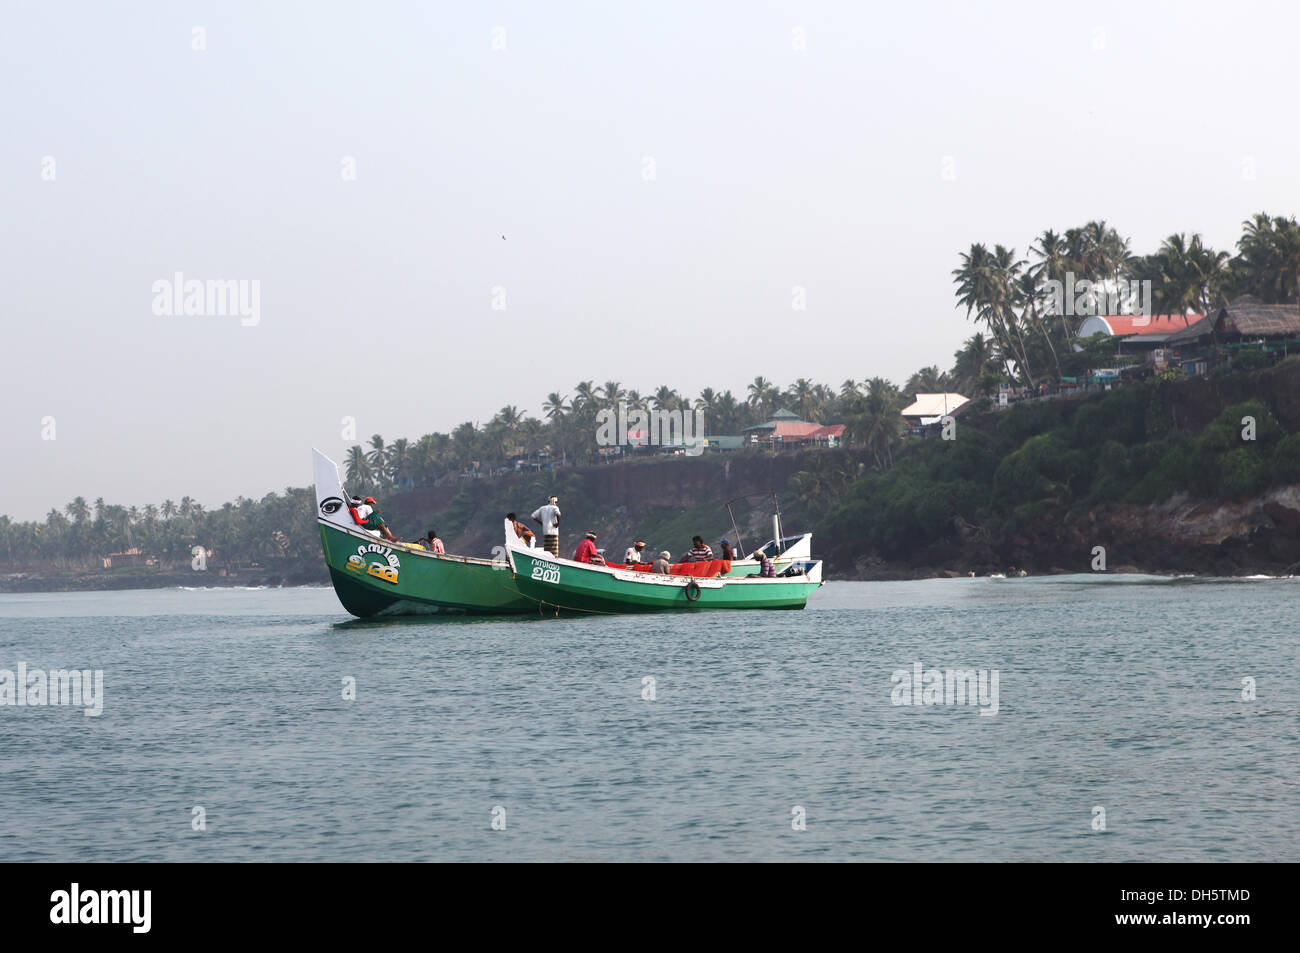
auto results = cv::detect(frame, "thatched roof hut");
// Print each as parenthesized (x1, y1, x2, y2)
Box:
(1165, 295, 1300, 344)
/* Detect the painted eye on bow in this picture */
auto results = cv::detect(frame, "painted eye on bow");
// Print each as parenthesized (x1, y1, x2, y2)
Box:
(319, 496, 344, 514)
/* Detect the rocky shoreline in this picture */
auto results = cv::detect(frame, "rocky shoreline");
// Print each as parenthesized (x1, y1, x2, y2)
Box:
(6, 483, 1299, 593)
(838, 485, 1300, 581)
(0, 563, 328, 594)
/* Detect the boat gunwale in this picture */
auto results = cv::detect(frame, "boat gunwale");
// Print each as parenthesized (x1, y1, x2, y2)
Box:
(510, 545, 820, 588)
(319, 519, 504, 568)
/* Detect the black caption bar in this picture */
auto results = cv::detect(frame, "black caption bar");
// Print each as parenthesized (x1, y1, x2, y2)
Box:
(0, 862, 1280, 940)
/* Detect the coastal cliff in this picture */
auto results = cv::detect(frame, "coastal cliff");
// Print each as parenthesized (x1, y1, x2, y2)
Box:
(6, 362, 1299, 592)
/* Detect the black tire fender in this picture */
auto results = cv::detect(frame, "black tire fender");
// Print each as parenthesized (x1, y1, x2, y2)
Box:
(684, 579, 701, 602)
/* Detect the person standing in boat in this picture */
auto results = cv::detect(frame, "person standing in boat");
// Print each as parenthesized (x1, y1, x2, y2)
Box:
(719, 539, 734, 561)
(531, 496, 561, 556)
(652, 550, 672, 574)
(426, 529, 445, 554)
(574, 531, 605, 565)
(624, 540, 646, 564)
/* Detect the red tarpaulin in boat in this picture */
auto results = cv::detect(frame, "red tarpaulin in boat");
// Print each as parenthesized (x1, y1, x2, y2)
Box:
(606, 559, 732, 577)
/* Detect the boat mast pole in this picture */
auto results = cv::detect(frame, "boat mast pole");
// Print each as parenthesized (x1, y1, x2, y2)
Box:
(726, 501, 747, 559)
(773, 492, 784, 556)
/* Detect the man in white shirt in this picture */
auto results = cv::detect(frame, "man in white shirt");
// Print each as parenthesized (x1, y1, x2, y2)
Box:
(624, 540, 646, 564)
(531, 496, 561, 556)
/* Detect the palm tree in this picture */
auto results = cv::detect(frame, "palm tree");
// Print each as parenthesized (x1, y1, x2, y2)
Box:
(790, 378, 816, 421)
(492, 407, 524, 459)
(1013, 269, 1062, 379)
(65, 497, 90, 524)
(1185, 236, 1231, 317)
(993, 245, 1038, 386)
(904, 366, 951, 397)
(1234, 213, 1300, 303)
(953, 243, 1029, 384)
(714, 390, 741, 432)
(951, 333, 1001, 397)
(599, 381, 624, 408)
(365, 434, 388, 484)
(572, 381, 597, 410)
(1137, 234, 1230, 324)
(451, 421, 478, 469)
(542, 392, 568, 421)
(345, 445, 374, 491)
(496, 405, 523, 430)
(1029, 229, 1081, 345)
(387, 437, 411, 485)
(652, 385, 679, 411)
(847, 380, 903, 470)
(1078, 219, 1130, 286)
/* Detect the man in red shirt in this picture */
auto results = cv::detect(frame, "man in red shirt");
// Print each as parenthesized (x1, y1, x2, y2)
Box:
(573, 531, 605, 565)
(348, 495, 400, 543)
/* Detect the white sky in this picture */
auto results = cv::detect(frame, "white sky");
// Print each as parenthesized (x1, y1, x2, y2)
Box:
(4, 0, 1298, 521)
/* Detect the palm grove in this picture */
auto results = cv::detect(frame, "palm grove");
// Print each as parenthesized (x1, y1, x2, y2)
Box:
(6, 213, 1298, 571)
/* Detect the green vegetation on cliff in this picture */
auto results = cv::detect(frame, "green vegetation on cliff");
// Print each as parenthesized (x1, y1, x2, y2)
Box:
(807, 367, 1300, 572)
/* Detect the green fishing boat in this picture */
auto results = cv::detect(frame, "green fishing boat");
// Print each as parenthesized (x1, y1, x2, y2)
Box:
(506, 540, 822, 614)
(314, 449, 531, 617)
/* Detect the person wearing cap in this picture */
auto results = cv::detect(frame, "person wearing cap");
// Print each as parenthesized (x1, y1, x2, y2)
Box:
(348, 495, 386, 539)
(573, 531, 604, 565)
(349, 495, 400, 543)
(719, 539, 734, 561)
(624, 540, 646, 564)
(652, 551, 672, 574)
(347, 495, 372, 528)
(531, 496, 561, 556)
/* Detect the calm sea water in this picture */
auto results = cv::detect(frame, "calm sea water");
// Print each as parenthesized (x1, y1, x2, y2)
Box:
(1, 577, 1296, 862)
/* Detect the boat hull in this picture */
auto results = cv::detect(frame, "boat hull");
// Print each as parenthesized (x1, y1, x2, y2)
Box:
(319, 522, 533, 618)
(508, 548, 820, 614)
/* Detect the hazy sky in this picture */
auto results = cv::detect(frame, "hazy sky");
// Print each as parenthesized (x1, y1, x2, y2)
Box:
(4, 0, 1298, 521)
